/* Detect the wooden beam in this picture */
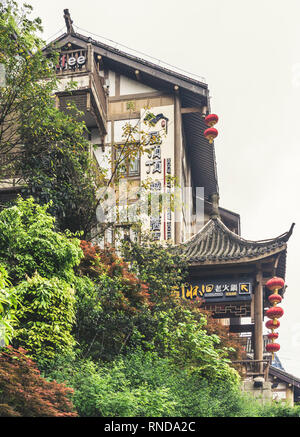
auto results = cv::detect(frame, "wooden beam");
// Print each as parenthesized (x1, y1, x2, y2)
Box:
(254, 268, 264, 369)
(91, 46, 208, 96)
(174, 93, 182, 244)
(229, 324, 254, 333)
(181, 107, 202, 114)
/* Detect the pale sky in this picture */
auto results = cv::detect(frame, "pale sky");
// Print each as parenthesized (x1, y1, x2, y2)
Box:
(17, 0, 300, 377)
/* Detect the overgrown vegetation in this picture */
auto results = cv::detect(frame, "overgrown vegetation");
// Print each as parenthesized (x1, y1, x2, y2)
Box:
(0, 1, 299, 418)
(0, 197, 298, 417)
(0, 346, 77, 417)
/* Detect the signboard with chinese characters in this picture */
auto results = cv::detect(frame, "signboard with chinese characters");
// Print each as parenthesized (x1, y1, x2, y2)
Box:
(140, 105, 175, 242)
(172, 278, 253, 302)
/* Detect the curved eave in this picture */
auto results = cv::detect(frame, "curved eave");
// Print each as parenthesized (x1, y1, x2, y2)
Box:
(176, 218, 294, 279)
(187, 243, 287, 267)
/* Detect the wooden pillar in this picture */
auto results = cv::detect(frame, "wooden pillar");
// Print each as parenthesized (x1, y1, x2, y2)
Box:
(174, 92, 182, 244)
(254, 268, 264, 365)
(87, 43, 93, 72)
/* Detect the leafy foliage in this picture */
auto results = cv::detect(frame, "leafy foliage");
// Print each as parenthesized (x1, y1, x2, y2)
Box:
(0, 197, 83, 284)
(74, 241, 150, 361)
(121, 236, 245, 363)
(121, 234, 188, 307)
(12, 273, 76, 363)
(0, 264, 18, 344)
(0, 1, 98, 234)
(0, 346, 77, 417)
(259, 401, 300, 417)
(74, 239, 243, 380)
(44, 349, 262, 417)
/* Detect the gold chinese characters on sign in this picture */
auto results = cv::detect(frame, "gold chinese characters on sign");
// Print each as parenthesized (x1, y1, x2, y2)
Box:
(171, 281, 252, 301)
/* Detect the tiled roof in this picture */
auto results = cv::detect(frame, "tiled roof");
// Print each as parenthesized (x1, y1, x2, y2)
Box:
(177, 217, 294, 267)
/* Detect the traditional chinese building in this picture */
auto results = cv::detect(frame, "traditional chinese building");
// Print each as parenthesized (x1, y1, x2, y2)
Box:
(0, 9, 296, 401)
(41, 10, 242, 247)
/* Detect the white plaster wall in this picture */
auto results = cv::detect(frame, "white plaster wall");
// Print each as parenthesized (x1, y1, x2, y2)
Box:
(108, 70, 116, 97)
(55, 75, 89, 92)
(93, 145, 112, 179)
(114, 119, 140, 143)
(120, 75, 156, 95)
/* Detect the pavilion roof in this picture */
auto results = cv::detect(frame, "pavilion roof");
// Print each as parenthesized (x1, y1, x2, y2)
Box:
(176, 216, 294, 276)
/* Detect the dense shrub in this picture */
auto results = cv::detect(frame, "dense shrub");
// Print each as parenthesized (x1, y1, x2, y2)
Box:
(121, 236, 188, 307)
(0, 347, 77, 417)
(74, 242, 151, 361)
(12, 273, 76, 363)
(0, 264, 18, 345)
(259, 402, 300, 417)
(0, 197, 83, 284)
(44, 349, 262, 417)
(121, 237, 245, 363)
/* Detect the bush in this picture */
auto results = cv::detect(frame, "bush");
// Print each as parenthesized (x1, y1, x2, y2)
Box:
(44, 351, 179, 417)
(259, 402, 300, 417)
(12, 273, 76, 363)
(0, 264, 18, 344)
(73, 243, 151, 361)
(0, 346, 77, 417)
(44, 349, 262, 417)
(0, 197, 83, 284)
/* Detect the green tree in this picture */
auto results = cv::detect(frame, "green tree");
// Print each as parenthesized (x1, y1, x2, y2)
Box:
(0, 2, 170, 236)
(0, 197, 83, 285)
(0, 264, 18, 344)
(121, 234, 188, 307)
(121, 235, 245, 363)
(73, 241, 151, 361)
(0, 1, 98, 234)
(44, 349, 261, 417)
(12, 273, 76, 363)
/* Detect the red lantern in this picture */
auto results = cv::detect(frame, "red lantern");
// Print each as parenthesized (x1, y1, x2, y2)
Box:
(266, 343, 280, 353)
(266, 306, 284, 320)
(204, 127, 218, 144)
(266, 277, 285, 292)
(267, 332, 279, 340)
(268, 294, 282, 305)
(265, 319, 280, 330)
(204, 114, 219, 127)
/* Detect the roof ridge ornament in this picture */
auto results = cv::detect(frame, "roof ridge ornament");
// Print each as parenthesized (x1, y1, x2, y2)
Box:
(210, 193, 220, 219)
(63, 9, 74, 35)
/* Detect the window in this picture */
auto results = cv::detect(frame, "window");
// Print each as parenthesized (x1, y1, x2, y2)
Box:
(114, 146, 140, 177)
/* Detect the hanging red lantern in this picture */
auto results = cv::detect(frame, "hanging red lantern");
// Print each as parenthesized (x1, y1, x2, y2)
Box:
(266, 306, 284, 320)
(266, 343, 280, 353)
(204, 114, 219, 127)
(204, 127, 218, 144)
(266, 277, 285, 292)
(265, 319, 280, 330)
(265, 276, 285, 361)
(268, 293, 282, 305)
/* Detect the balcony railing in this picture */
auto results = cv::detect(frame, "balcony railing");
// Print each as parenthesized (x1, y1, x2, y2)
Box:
(232, 359, 270, 380)
(55, 47, 107, 122)
(55, 49, 89, 75)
